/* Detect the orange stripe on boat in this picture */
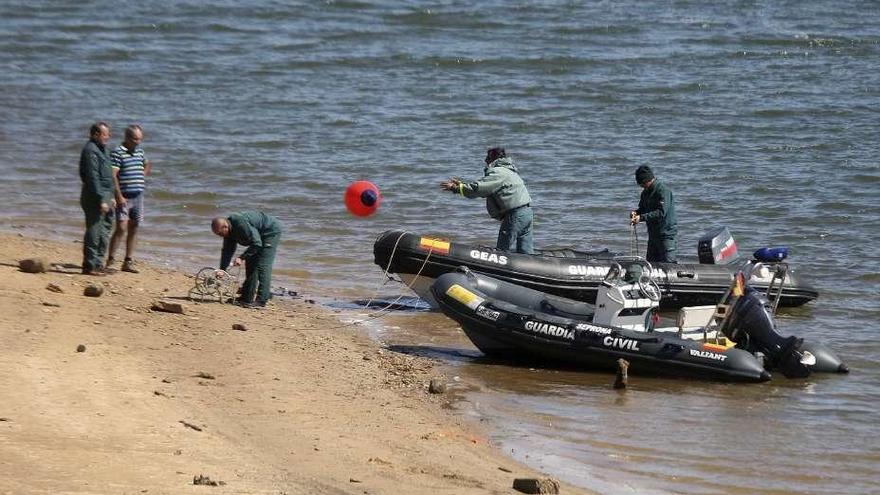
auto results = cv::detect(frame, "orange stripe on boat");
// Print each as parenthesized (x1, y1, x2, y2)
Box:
(702, 343, 730, 352)
(419, 237, 450, 254)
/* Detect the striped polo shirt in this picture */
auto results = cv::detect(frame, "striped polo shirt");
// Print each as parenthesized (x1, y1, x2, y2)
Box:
(110, 144, 147, 197)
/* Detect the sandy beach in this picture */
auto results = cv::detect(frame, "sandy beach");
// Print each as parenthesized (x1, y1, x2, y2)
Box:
(0, 231, 589, 494)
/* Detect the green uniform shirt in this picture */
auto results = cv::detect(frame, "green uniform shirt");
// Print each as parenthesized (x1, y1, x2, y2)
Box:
(220, 211, 282, 269)
(636, 179, 677, 240)
(458, 157, 532, 220)
(79, 139, 114, 205)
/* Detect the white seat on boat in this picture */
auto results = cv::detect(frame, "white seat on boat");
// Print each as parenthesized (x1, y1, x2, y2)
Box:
(677, 305, 716, 329)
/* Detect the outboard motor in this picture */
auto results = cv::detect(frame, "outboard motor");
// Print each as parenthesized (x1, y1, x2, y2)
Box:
(698, 226, 739, 265)
(800, 341, 850, 374)
(720, 287, 812, 378)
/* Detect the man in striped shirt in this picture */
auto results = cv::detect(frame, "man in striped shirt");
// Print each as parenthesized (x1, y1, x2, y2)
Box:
(108, 125, 152, 273)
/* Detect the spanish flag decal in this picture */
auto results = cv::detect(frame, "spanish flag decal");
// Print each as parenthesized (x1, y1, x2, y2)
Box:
(732, 272, 746, 297)
(419, 237, 451, 255)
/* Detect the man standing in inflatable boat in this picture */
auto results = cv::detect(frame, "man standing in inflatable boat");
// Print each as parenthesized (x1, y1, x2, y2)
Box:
(630, 165, 678, 263)
(440, 147, 534, 254)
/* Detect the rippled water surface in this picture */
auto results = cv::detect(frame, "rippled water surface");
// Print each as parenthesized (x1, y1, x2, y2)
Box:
(1, 1, 878, 493)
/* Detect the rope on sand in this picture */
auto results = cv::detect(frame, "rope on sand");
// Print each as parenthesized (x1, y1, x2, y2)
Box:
(323, 230, 435, 330)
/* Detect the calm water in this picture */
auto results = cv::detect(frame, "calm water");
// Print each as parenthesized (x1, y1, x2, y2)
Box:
(1, 1, 878, 493)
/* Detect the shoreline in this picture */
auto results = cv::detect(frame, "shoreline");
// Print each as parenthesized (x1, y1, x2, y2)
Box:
(0, 231, 592, 494)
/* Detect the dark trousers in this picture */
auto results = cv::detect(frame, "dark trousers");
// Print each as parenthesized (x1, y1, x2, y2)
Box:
(240, 233, 280, 303)
(646, 237, 677, 263)
(497, 205, 534, 254)
(81, 200, 113, 271)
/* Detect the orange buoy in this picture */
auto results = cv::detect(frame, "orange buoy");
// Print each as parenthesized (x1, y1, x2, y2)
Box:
(344, 180, 381, 217)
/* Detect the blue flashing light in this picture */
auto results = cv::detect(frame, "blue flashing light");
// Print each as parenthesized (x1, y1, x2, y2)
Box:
(753, 246, 789, 262)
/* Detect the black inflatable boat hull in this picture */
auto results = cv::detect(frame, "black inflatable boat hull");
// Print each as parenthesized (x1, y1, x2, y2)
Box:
(431, 271, 772, 383)
(375, 230, 818, 309)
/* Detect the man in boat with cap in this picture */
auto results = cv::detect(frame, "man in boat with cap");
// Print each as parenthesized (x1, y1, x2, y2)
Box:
(630, 165, 678, 263)
(211, 211, 282, 308)
(440, 147, 534, 254)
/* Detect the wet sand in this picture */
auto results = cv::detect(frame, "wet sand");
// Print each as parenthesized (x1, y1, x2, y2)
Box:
(0, 232, 591, 494)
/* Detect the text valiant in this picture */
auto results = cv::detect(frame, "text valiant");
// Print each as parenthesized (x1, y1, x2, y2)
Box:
(689, 349, 728, 361)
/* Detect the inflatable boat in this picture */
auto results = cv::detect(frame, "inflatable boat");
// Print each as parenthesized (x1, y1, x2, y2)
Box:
(373, 228, 818, 309)
(430, 259, 846, 382)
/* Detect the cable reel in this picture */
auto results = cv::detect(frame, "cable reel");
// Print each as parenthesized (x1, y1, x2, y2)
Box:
(188, 267, 238, 303)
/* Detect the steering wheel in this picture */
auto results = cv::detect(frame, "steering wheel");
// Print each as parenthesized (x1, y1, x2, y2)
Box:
(602, 262, 624, 285)
(638, 277, 662, 301)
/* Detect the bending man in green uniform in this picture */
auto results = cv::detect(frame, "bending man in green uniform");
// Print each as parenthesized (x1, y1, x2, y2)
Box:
(212, 211, 282, 307)
(630, 165, 678, 263)
(440, 147, 534, 254)
(79, 122, 115, 275)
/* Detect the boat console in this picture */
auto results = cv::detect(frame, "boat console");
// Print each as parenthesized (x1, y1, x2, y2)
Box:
(592, 258, 660, 331)
(591, 258, 727, 342)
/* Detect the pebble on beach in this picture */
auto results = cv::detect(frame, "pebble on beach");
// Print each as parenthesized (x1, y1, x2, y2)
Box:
(512, 477, 561, 494)
(428, 378, 447, 394)
(19, 257, 47, 273)
(151, 300, 185, 314)
(83, 285, 104, 297)
(193, 474, 224, 486)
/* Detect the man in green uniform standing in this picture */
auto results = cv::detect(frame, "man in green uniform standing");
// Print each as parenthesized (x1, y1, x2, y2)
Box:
(440, 147, 534, 254)
(630, 165, 678, 263)
(212, 211, 282, 307)
(79, 122, 115, 275)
